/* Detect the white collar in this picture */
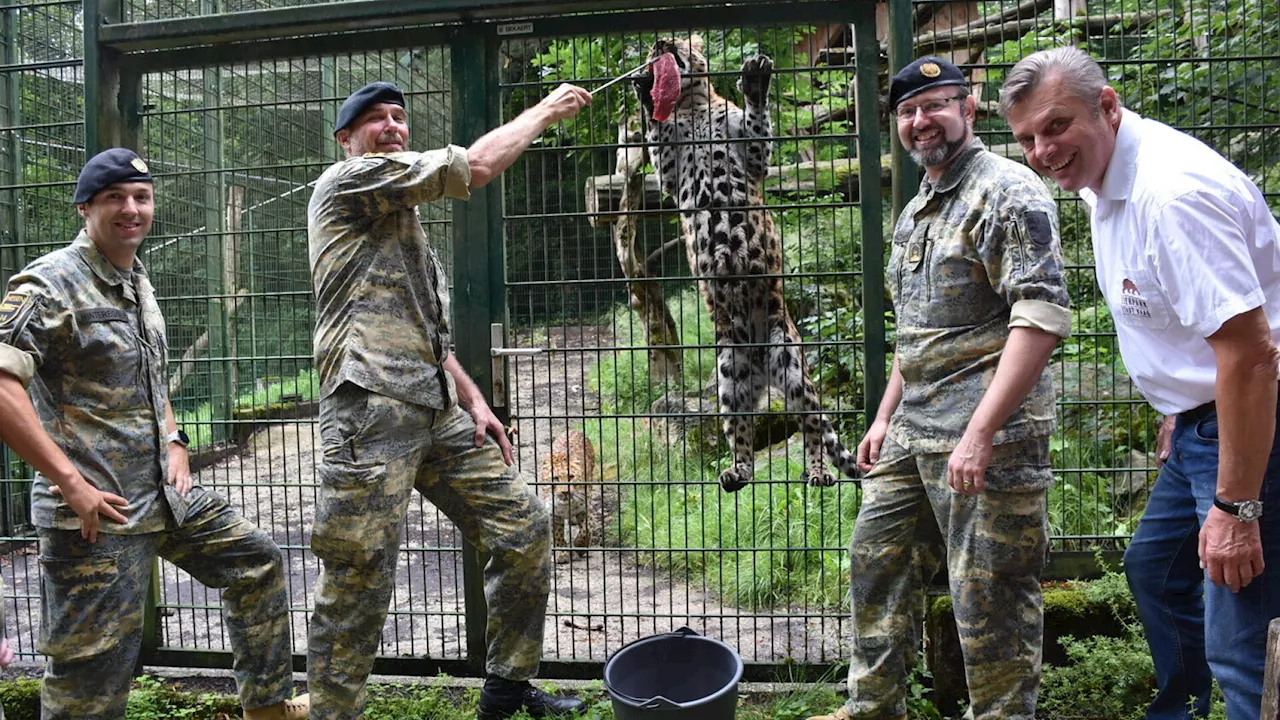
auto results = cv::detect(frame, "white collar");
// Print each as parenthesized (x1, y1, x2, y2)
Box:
(1096, 108, 1142, 201)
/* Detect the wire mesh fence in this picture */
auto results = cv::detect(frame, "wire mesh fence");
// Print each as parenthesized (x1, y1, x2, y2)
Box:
(0, 0, 1275, 676)
(499, 17, 869, 665)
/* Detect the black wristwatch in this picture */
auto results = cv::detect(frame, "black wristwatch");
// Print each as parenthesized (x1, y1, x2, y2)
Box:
(1213, 496, 1263, 523)
(166, 429, 190, 448)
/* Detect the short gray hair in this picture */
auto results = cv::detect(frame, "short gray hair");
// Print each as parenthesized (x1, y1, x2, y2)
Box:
(998, 46, 1110, 118)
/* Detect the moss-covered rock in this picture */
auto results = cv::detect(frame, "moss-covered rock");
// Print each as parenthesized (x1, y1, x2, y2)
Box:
(925, 583, 1130, 715)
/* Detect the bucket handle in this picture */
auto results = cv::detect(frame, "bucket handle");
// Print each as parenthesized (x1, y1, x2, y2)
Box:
(605, 626, 702, 708)
(638, 695, 683, 711)
(608, 625, 701, 660)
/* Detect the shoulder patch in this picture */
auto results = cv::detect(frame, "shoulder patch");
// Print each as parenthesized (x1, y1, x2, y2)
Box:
(0, 291, 33, 329)
(1024, 211, 1054, 247)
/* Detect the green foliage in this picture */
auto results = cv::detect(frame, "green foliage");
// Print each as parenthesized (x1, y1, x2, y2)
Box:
(0, 676, 906, 720)
(125, 676, 241, 720)
(590, 288, 718, 416)
(1039, 632, 1157, 720)
(587, 291, 859, 609)
(0, 678, 40, 720)
(356, 681, 465, 719)
(1038, 569, 1227, 719)
(1075, 565, 1139, 621)
(1113, 0, 1280, 176)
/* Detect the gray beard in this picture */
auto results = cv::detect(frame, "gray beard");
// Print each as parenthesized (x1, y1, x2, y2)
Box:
(909, 135, 968, 169)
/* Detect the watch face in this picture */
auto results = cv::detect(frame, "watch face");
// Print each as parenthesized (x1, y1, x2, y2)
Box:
(177, 429, 190, 445)
(1238, 500, 1263, 522)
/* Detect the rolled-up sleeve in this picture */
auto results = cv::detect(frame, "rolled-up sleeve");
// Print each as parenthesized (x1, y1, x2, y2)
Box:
(333, 144, 472, 215)
(984, 183, 1072, 338)
(0, 275, 62, 386)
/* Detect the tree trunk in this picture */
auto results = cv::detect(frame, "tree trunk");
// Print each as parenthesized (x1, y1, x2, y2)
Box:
(608, 117, 682, 381)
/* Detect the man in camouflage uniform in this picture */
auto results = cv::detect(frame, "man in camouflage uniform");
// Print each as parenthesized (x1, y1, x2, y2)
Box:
(0, 148, 308, 720)
(809, 57, 1071, 720)
(306, 81, 590, 720)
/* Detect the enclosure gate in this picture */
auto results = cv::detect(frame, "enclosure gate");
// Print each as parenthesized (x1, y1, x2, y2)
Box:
(2, 0, 1244, 681)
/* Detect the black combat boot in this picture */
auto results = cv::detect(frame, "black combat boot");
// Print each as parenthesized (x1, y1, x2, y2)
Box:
(476, 675, 586, 719)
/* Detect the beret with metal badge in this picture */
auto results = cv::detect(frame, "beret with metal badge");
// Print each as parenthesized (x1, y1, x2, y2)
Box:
(889, 56, 967, 111)
(73, 147, 152, 204)
(334, 81, 406, 136)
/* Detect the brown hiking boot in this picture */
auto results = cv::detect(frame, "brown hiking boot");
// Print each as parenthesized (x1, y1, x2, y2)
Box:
(244, 693, 309, 720)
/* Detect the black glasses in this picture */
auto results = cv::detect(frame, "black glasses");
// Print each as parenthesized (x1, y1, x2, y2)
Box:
(895, 95, 966, 121)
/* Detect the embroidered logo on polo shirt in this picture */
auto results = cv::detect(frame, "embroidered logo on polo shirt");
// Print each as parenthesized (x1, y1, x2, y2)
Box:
(1120, 278, 1152, 318)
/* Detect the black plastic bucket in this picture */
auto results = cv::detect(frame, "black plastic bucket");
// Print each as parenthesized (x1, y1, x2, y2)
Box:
(603, 627, 744, 719)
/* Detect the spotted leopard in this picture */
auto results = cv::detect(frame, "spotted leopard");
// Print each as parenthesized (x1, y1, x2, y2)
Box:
(539, 430, 601, 563)
(633, 36, 859, 492)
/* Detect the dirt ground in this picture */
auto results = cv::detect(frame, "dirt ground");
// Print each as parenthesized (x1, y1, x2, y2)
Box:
(1, 324, 848, 669)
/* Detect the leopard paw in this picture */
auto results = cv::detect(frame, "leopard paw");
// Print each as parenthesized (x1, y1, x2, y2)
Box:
(633, 72, 655, 116)
(719, 467, 751, 493)
(805, 469, 836, 487)
(738, 54, 773, 106)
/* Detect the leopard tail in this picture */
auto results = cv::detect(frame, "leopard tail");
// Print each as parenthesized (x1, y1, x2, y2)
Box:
(822, 424, 862, 480)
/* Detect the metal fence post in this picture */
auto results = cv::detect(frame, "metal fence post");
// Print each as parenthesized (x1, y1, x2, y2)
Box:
(854, 1, 887, 420)
(84, 0, 136, 155)
(887, 0, 919, 222)
(450, 24, 502, 673)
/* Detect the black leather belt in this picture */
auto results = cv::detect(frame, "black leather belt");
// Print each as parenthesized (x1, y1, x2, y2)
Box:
(1179, 401, 1216, 423)
(1180, 390, 1280, 423)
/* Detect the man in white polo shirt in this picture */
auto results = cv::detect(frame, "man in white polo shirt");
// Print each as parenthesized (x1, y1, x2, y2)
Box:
(1001, 46, 1280, 720)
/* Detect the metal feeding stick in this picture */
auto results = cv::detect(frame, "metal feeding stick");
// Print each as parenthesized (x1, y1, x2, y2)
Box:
(590, 58, 658, 96)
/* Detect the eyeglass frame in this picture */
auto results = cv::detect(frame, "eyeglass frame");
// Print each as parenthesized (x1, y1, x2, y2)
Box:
(894, 94, 969, 121)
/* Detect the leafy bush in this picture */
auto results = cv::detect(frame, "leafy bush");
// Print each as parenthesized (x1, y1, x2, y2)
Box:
(1038, 570, 1226, 720)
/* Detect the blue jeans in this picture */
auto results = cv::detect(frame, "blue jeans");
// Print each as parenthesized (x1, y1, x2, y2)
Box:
(1123, 409, 1280, 720)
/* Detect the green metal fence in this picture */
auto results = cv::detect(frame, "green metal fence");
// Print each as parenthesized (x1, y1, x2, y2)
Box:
(0, 0, 1275, 680)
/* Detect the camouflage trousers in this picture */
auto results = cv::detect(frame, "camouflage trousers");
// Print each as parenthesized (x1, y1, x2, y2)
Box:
(845, 435, 1051, 720)
(308, 383, 551, 720)
(36, 490, 293, 720)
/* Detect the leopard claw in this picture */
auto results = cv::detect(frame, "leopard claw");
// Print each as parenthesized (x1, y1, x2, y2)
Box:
(738, 54, 773, 105)
(719, 467, 751, 493)
(806, 469, 836, 488)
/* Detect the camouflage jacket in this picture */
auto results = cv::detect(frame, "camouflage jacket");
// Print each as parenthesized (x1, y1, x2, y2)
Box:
(309, 147, 472, 408)
(887, 139, 1071, 455)
(0, 231, 177, 533)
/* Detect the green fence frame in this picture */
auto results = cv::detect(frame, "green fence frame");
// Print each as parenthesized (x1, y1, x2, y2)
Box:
(4, 0, 1267, 679)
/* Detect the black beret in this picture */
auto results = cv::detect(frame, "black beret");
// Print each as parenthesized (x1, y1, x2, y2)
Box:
(73, 147, 152, 204)
(889, 56, 968, 111)
(334, 81, 405, 136)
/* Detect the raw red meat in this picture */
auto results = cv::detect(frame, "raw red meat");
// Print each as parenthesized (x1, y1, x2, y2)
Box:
(651, 52, 680, 122)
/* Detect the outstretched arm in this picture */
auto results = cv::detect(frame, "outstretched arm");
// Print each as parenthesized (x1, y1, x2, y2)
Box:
(467, 84, 592, 189)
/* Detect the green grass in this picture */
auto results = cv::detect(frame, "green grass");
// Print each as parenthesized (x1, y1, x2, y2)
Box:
(0, 675, 847, 720)
(586, 289, 860, 610)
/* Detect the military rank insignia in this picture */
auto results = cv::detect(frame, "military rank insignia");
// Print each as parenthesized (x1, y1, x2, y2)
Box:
(0, 290, 32, 329)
